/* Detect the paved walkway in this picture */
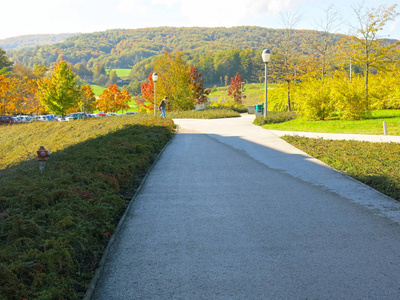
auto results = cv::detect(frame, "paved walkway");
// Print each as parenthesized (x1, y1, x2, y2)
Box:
(91, 114, 400, 299)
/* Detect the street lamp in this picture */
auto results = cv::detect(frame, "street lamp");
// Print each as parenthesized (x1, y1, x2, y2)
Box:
(152, 72, 158, 116)
(241, 82, 245, 104)
(262, 49, 271, 118)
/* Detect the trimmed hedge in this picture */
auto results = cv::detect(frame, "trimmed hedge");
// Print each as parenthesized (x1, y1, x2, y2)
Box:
(167, 108, 240, 119)
(253, 111, 297, 125)
(0, 115, 175, 299)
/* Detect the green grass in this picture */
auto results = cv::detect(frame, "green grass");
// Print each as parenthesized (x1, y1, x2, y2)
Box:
(262, 110, 400, 135)
(208, 83, 272, 106)
(282, 136, 400, 201)
(90, 84, 107, 96)
(106, 69, 131, 77)
(0, 116, 175, 299)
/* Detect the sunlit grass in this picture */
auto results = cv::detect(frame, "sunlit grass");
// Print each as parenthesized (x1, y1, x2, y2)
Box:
(282, 135, 400, 201)
(263, 110, 400, 135)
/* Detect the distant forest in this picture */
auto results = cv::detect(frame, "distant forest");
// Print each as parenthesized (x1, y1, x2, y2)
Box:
(0, 33, 79, 50)
(3, 26, 350, 89)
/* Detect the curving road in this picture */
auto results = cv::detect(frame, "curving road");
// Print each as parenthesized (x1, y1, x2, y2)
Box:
(92, 114, 400, 299)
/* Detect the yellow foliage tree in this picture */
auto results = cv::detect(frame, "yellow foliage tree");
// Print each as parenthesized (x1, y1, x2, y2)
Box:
(0, 75, 21, 116)
(79, 85, 96, 113)
(154, 52, 193, 111)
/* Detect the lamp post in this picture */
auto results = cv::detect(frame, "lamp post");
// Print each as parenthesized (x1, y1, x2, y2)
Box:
(262, 49, 271, 118)
(152, 72, 158, 116)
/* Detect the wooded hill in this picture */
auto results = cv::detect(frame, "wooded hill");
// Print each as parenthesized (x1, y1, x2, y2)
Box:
(6, 26, 344, 70)
(0, 33, 79, 50)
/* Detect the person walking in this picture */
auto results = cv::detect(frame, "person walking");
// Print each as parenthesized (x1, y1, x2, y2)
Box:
(159, 97, 167, 118)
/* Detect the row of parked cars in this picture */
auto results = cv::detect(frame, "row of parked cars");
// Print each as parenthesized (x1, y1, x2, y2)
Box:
(0, 112, 137, 124)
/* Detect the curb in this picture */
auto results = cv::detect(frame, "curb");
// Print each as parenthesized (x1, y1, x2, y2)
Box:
(83, 127, 178, 300)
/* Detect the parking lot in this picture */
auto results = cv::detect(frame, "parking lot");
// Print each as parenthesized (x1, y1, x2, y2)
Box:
(0, 112, 137, 124)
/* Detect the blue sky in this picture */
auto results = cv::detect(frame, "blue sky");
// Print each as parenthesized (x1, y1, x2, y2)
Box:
(1, 0, 399, 40)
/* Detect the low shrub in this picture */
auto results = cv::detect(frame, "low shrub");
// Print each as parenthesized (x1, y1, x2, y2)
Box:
(253, 111, 297, 126)
(167, 108, 240, 119)
(0, 115, 175, 299)
(282, 136, 400, 201)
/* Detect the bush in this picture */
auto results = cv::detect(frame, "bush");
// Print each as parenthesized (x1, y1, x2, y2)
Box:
(253, 111, 297, 126)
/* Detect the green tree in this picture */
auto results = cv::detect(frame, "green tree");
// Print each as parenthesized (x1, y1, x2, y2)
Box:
(36, 60, 80, 116)
(0, 47, 13, 74)
(108, 70, 119, 85)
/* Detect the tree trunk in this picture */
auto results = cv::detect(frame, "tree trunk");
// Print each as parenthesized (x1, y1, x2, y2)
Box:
(287, 80, 291, 112)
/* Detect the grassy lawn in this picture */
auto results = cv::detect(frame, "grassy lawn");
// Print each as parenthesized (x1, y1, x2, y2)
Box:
(263, 110, 400, 135)
(106, 68, 131, 77)
(90, 84, 107, 95)
(282, 135, 400, 202)
(208, 83, 267, 106)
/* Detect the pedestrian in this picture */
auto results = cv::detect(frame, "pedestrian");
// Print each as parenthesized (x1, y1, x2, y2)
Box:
(159, 97, 167, 118)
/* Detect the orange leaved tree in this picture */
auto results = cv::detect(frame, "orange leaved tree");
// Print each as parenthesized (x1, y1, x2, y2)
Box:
(96, 83, 131, 113)
(0, 74, 21, 116)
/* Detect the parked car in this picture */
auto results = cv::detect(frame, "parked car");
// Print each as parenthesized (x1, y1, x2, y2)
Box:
(0, 116, 14, 124)
(15, 115, 32, 123)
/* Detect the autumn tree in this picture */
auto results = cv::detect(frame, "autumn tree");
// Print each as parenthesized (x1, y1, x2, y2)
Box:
(138, 72, 156, 112)
(36, 59, 81, 116)
(154, 52, 193, 111)
(227, 73, 245, 104)
(189, 66, 210, 105)
(80, 85, 96, 113)
(96, 83, 131, 113)
(0, 75, 20, 115)
(345, 3, 399, 110)
(33, 64, 49, 78)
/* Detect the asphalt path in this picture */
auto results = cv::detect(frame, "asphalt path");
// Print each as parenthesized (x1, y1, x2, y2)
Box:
(92, 114, 400, 299)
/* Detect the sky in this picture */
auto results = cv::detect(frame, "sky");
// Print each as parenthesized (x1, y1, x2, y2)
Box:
(1, 0, 399, 40)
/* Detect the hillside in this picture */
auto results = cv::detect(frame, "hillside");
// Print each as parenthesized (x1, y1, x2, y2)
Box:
(0, 33, 80, 50)
(6, 26, 345, 69)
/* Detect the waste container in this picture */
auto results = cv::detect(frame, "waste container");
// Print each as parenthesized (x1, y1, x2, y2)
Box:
(247, 106, 256, 114)
(255, 104, 264, 116)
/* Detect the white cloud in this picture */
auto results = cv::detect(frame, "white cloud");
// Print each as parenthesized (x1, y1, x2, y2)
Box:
(388, 19, 400, 38)
(152, 0, 299, 27)
(117, 0, 148, 14)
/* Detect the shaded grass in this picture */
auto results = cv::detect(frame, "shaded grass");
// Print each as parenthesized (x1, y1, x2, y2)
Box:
(0, 115, 175, 299)
(282, 136, 400, 201)
(263, 110, 400, 135)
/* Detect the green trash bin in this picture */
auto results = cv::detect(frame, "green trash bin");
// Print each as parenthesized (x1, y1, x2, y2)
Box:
(255, 104, 264, 116)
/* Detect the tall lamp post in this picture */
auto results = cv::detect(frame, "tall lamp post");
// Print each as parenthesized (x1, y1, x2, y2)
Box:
(262, 49, 271, 118)
(152, 72, 158, 116)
